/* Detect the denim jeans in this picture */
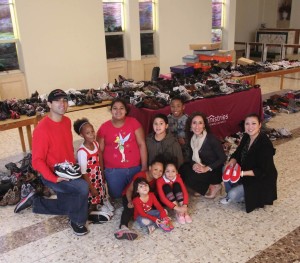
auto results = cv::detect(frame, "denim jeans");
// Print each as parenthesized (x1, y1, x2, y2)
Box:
(32, 177, 89, 225)
(136, 209, 160, 228)
(105, 166, 141, 198)
(224, 181, 244, 202)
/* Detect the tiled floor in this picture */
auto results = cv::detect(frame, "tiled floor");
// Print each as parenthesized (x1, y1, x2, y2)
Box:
(0, 75, 300, 263)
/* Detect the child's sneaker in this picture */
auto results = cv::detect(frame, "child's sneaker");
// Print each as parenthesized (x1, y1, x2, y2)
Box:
(96, 204, 113, 218)
(157, 217, 174, 232)
(184, 213, 192, 224)
(230, 163, 241, 183)
(103, 198, 114, 212)
(220, 197, 232, 205)
(147, 225, 156, 235)
(222, 164, 234, 182)
(114, 226, 138, 241)
(176, 213, 185, 225)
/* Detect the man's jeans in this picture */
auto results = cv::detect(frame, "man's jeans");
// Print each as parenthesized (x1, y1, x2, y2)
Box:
(33, 177, 89, 225)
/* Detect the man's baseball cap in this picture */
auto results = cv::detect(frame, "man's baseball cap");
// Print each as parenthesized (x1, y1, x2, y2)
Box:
(48, 89, 68, 102)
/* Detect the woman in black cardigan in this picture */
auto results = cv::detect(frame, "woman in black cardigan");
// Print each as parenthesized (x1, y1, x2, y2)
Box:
(221, 113, 277, 213)
(179, 112, 226, 198)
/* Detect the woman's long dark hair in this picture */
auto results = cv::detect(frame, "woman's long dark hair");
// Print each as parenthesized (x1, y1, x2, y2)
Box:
(185, 111, 210, 141)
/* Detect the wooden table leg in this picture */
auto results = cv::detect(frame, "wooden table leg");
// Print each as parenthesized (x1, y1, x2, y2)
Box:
(18, 127, 26, 152)
(26, 125, 32, 151)
(280, 74, 284, 90)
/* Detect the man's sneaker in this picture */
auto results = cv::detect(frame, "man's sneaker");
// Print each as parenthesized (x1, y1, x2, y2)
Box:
(103, 198, 114, 212)
(14, 189, 36, 213)
(88, 211, 110, 224)
(114, 227, 138, 241)
(222, 164, 234, 182)
(96, 204, 114, 218)
(157, 217, 174, 232)
(230, 163, 241, 183)
(69, 221, 89, 236)
(54, 161, 81, 180)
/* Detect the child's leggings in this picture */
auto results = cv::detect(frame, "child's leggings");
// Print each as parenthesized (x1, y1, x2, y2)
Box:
(162, 182, 183, 203)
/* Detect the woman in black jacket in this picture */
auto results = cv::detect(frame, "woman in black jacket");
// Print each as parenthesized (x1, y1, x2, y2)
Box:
(221, 113, 277, 213)
(179, 112, 226, 198)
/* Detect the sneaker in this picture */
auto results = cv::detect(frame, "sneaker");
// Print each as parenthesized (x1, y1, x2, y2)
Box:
(222, 164, 234, 182)
(0, 189, 12, 206)
(88, 211, 110, 224)
(176, 213, 186, 225)
(114, 227, 138, 241)
(157, 217, 174, 232)
(220, 197, 232, 205)
(96, 204, 113, 218)
(103, 198, 115, 212)
(20, 183, 34, 198)
(147, 225, 156, 235)
(14, 189, 36, 213)
(184, 213, 192, 224)
(8, 186, 21, 205)
(69, 221, 89, 236)
(230, 163, 241, 183)
(54, 161, 81, 180)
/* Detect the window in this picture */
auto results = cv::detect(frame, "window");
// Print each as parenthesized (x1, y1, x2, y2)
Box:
(139, 0, 155, 56)
(211, 0, 224, 43)
(103, 0, 124, 59)
(0, 0, 19, 72)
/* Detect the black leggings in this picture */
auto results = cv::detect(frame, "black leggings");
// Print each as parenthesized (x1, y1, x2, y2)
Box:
(179, 162, 222, 195)
(120, 195, 134, 228)
(162, 182, 184, 203)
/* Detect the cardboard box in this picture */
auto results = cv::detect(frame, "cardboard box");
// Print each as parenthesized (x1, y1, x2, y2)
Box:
(237, 57, 255, 66)
(189, 42, 221, 51)
(170, 65, 194, 76)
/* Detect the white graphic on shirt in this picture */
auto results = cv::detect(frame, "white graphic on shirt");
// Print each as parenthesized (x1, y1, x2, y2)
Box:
(114, 133, 131, 162)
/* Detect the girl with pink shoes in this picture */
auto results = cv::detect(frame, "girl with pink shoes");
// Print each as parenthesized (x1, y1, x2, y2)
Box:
(156, 161, 192, 224)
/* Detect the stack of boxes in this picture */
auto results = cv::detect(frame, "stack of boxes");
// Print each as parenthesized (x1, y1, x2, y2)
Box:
(169, 42, 235, 77)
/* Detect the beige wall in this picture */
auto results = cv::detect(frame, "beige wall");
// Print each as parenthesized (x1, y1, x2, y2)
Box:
(157, 0, 212, 74)
(15, 0, 108, 96)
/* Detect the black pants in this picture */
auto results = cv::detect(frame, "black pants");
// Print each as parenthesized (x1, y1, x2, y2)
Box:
(179, 163, 222, 195)
(162, 182, 184, 203)
(119, 195, 134, 228)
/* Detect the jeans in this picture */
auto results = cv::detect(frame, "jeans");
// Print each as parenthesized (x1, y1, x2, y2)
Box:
(105, 166, 141, 198)
(136, 210, 160, 228)
(32, 177, 89, 225)
(224, 182, 244, 202)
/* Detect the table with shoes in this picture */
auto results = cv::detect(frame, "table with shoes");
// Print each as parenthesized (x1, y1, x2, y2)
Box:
(129, 87, 263, 139)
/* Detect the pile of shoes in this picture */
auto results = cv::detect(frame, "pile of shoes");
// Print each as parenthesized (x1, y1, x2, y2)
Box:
(0, 153, 51, 211)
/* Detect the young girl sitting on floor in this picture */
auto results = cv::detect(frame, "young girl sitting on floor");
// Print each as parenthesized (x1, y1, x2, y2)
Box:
(74, 118, 114, 221)
(132, 177, 174, 234)
(156, 160, 192, 224)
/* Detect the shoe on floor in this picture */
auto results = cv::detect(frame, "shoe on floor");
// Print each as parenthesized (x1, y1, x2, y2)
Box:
(220, 197, 232, 205)
(69, 221, 89, 236)
(147, 225, 156, 235)
(205, 184, 222, 199)
(14, 190, 36, 213)
(96, 204, 113, 218)
(114, 227, 138, 241)
(88, 211, 110, 224)
(176, 213, 186, 225)
(184, 213, 192, 224)
(103, 198, 114, 212)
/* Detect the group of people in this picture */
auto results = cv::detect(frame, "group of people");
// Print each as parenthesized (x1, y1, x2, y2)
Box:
(13, 88, 278, 239)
